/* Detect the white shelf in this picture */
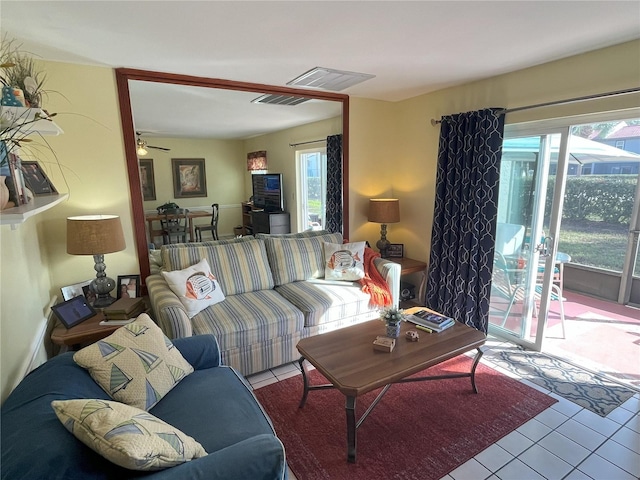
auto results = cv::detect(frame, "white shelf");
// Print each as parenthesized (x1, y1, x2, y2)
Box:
(0, 106, 63, 136)
(0, 194, 68, 229)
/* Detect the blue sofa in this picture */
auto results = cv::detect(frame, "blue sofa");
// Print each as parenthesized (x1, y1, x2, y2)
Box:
(1, 335, 287, 480)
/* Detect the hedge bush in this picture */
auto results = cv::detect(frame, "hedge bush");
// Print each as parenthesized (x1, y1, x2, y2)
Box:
(513, 175, 636, 225)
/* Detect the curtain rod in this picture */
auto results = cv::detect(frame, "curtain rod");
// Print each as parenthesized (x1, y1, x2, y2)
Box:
(289, 138, 326, 147)
(430, 87, 640, 126)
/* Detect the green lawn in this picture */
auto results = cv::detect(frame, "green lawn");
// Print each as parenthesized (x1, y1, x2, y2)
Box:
(558, 219, 638, 273)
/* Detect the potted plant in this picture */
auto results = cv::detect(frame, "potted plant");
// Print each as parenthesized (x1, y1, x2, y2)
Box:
(0, 35, 58, 209)
(380, 306, 406, 338)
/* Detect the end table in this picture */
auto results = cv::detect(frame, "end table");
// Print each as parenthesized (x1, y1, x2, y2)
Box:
(51, 312, 122, 351)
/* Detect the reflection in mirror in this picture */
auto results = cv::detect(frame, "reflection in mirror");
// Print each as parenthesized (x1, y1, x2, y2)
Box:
(115, 69, 349, 283)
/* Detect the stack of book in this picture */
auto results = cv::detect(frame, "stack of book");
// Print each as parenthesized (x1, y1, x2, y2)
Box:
(407, 309, 455, 332)
(103, 297, 145, 322)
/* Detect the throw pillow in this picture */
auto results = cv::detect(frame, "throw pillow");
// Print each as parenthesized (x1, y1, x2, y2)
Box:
(161, 258, 225, 318)
(51, 399, 207, 471)
(73, 314, 194, 411)
(324, 241, 366, 281)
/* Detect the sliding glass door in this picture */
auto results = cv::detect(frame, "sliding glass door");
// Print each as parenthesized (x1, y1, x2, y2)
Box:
(489, 128, 570, 349)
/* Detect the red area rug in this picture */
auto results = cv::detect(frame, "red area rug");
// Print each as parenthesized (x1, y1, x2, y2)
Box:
(254, 356, 557, 480)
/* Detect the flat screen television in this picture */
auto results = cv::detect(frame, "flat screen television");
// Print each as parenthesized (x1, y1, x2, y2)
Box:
(252, 173, 284, 212)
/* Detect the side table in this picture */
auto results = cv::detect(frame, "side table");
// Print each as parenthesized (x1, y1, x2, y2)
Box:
(389, 257, 427, 306)
(50, 312, 122, 351)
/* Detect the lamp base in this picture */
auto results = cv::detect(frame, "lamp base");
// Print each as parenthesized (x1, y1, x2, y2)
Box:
(90, 254, 117, 308)
(377, 223, 390, 258)
(93, 294, 116, 308)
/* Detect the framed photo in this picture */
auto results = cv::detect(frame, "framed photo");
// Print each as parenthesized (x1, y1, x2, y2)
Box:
(81, 284, 97, 307)
(20, 161, 58, 196)
(387, 243, 404, 258)
(139, 158, 156, 201)
(172, 158, 207, 198)
(117, 275, 141, 299)
(61, 279, 92, 301)
(52, 296, 97, 329)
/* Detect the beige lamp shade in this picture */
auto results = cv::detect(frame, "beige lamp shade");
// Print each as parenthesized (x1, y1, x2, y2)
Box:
(247, 151, 267, 171)
(67, 215, 126, 255)
(368, 199, 400, 224)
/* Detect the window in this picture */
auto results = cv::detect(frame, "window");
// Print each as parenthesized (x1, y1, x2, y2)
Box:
(296, 147, 327, 231)
(615, 140, 625, 149)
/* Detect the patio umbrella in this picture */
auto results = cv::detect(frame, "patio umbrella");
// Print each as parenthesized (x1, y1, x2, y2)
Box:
(503, 134, 640, 165)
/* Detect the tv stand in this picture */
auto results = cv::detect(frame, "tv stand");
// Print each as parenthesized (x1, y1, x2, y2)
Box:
(252, 210, 290, 234)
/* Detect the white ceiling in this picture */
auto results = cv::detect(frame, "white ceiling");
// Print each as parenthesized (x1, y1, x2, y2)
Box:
(3, 1, 639, 139)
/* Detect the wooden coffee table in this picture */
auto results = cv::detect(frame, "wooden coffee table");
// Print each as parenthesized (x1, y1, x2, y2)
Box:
(296, 308, 486, 462)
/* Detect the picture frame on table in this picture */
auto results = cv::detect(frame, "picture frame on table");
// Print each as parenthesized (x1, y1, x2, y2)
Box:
(139, 158, 156, 201)
(387, 243, 404, 258)
(20, 161, 58, 196)
(117, 275, 141, 299)
(52, 296, 97, 329)
(61, 279, 92, 301)
(172, 158, 207, 198)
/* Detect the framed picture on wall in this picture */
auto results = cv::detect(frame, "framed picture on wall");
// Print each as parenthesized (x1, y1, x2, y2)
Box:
(139, 158, 156, 201)
(387, 243, 404, 258)
(172, 158, 207, 198)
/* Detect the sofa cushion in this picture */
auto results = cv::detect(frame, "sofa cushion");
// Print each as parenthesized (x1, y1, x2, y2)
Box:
(162, 258, 225, 318)
(275, 279, 376, 327)
(73, 314, 194, 411)
(324, 241, 366, 281)
(161, 238, 274, 295)
(51, 399, 207, 471)
(261, 231, 343, 286)
(189, 289, 304, 350)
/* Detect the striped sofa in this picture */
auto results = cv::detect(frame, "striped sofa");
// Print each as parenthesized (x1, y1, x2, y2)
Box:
(146, 231, 400, 376)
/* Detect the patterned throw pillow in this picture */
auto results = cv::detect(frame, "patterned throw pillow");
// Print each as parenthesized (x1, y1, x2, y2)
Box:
(161, 258, 225, 318)
(73, 314, 194, 411)
(51, 399, 207, 471)
(324, 241, 366, 281)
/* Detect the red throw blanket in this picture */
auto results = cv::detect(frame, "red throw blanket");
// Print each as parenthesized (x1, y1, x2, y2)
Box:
(359, 247, 393, 307)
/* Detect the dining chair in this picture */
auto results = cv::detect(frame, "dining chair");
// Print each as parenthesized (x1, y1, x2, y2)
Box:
(161, 208, 189, 244)
(195, 203, 219, 242)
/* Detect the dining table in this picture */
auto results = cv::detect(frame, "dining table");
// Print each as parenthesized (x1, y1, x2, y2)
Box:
(145, 210, 212, 245)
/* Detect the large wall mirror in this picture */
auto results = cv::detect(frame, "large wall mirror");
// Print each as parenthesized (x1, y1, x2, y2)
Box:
(115, 68, 350, 281)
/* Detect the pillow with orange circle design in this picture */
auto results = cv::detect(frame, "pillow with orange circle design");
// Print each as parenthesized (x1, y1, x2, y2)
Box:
(162, 258, 225, 317)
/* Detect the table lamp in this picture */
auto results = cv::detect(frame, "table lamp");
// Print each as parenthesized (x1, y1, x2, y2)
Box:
(67, 215, 126, 308)
(368, 198, 400, 258)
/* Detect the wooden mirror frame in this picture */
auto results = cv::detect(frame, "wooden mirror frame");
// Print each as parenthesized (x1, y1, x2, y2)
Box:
(115, 68, 350, 283)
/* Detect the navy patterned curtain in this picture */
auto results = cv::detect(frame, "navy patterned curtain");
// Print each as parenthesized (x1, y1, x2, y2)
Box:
(325, 134, 343, 233)
(425, 108, 505, 333)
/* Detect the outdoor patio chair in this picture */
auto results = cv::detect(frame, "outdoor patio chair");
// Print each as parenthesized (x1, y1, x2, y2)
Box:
(491, 251, 567, 338)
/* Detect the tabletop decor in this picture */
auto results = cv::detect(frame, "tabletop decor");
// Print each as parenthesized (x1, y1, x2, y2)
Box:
(380, 305, 406, 338)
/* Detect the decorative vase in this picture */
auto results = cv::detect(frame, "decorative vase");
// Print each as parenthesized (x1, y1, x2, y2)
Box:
(386, 322, 401, 339)
(0, 176, 10, 210)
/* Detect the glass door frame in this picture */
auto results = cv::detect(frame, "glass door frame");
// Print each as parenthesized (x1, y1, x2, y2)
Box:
(489, 125, 571, 351)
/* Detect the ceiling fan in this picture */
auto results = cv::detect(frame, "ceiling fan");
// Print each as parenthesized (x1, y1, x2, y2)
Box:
(136, 131, 170, 156)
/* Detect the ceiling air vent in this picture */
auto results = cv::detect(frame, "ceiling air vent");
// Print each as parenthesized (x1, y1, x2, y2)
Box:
(287, 67, 375, 91)
(251, 94, 310, 106)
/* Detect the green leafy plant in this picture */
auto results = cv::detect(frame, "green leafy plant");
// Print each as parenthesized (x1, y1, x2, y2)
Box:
(379, 306, 406, 326)
(1, 35, 46, 107)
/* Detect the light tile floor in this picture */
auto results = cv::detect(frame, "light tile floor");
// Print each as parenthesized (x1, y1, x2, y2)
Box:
(246, 337, 640, 480)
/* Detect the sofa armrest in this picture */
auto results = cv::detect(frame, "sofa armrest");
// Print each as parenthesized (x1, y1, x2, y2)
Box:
(373, 258, 401, 308)
(146, 434, 287, 480)
(146, 274, 193, 338)
(173, 335, 221, 370)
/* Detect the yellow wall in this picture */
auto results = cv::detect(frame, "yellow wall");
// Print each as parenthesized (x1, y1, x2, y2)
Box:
(2, 39, 639, 402)
(351, 39, 640, 262)
(138, 136, 245, 238)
